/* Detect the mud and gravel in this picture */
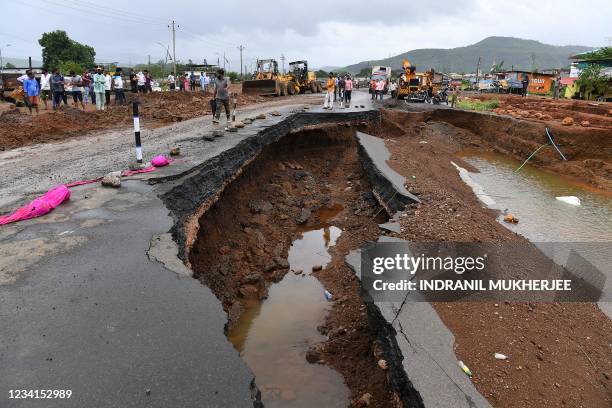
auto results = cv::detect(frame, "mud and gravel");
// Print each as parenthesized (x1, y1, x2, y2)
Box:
(472, 93, 612, 129)
(0, 86, 273, 150)
(382, 102, 612, 191)
(370, 108, 612, 408)
(189, 126, 399, 407)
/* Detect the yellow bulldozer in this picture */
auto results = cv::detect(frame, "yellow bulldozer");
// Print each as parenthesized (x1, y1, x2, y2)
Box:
(242, 59, 287, 96)
(284, 60, 322, 95)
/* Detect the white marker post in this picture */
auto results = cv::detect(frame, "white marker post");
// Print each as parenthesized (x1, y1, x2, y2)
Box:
(132, 101, 142, 163)
(232, 92, 237, 123)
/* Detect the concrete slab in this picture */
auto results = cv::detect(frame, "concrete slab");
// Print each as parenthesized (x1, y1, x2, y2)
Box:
(345, 238, 491, 408)
(356, 131, 420, 212)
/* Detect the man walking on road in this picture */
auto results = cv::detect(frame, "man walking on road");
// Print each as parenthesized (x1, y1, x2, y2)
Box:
(212, 68, 231, 124)
(323, 72, 335, 110)
(93, 67, 106, 111)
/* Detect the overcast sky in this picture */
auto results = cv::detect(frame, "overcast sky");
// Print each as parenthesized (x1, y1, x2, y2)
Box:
(2, 0, 610, 69)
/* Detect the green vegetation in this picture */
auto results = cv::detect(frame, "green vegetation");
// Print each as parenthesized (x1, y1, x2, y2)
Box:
(59, 61, 85, 75)
(578, 47, 612, 61)
(455, 98, 500, 111)
(342, 37, 594, 74)
(4, 62, 15, 69)
(576, 64, 610, 100)
(39, 30, 95, 70)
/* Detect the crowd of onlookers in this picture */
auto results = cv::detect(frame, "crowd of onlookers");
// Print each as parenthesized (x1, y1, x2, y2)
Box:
(18, 67, 131, 114)
(15, 67, 217, 115)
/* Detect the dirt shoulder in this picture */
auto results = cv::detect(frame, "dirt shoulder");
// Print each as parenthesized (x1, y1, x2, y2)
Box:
(0, 86, 286, 150)
(471, 93, 612, 129)
(377, 109, 611, 407)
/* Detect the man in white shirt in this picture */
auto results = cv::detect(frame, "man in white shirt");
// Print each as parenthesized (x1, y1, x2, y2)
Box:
(104, 72, 112, 105)
(112, 70, 125, 105)
(201, 72, 210, 93)
(137, 71, 145, 93)
(40, 69, 52, 110)
(167, 72, 175, 90)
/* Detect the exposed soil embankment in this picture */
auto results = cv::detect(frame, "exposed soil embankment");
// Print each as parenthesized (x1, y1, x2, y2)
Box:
(366, 109, 612, 408)
(472, 93, 612, 129)
(0, 86, 264, 150)
(382, 103, 612, 191)
(188, 126, 402, 407)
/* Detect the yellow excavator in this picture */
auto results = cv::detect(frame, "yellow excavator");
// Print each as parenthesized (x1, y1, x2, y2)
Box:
(242, 59, 287, 96)
(397, 59, 449, 103)
(284, 60, 322, 95)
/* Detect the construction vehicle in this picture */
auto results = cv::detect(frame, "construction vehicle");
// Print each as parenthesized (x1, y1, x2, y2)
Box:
(396, 59, 448, 103)
(284, 60, 322, 95)
(242, 59, 287, 96)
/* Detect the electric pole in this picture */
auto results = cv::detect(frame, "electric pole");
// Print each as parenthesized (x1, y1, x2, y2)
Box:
(223, 52, 226, 70)
(237, 45, 245, 79)
(169, 20, 177, 86)
(475, 56, 481, 84)
(280, 54, 285, 74)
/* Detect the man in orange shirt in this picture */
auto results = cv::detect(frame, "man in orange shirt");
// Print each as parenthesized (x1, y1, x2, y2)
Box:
(323, 72, 335, 110)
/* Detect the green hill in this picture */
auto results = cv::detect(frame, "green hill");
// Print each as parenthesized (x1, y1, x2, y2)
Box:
(344, 36, 594, 74)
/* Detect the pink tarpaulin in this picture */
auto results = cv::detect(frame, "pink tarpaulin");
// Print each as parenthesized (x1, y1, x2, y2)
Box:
(0, 155, 174, 226)
(0, 185, 71, 225)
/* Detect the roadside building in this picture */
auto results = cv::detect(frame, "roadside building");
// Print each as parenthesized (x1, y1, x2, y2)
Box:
(495, 71, 555, 95)
(568, 50, 612, 78)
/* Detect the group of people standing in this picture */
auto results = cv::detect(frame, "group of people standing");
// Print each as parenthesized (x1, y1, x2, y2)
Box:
(166, 71, 211, 93)
(20, 66, 128, 114)
(323, 73, 353, 110)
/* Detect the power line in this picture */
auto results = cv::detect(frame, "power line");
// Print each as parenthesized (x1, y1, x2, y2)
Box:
(61, 0, 165, 24)
(42, 0, 162, 26)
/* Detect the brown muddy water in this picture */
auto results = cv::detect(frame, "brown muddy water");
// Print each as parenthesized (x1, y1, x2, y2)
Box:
(457, 149, 612, 243)
(228, 206, 349, 408)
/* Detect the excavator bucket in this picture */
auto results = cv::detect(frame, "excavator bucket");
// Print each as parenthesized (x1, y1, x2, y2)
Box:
(242, 79, 281, 96)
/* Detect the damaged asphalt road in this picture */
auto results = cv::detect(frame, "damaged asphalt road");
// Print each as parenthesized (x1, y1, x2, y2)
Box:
(0, 91, 380, 407)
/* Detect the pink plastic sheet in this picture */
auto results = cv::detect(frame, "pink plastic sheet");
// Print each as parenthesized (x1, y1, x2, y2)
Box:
(0, 185, 71, 225)
(0, 155, 173, 225)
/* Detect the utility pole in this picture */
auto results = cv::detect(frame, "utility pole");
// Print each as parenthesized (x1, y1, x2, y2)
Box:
(148, 55, 151, 71)
(280, 54, 285, 74)
(475, 56, 481, 84)
(237, 45, 245, 79)
(223, 52, 226, 70)
(169, 20, 177, 86)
